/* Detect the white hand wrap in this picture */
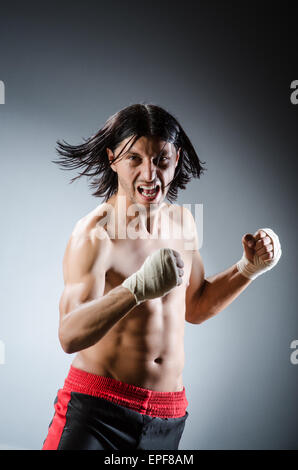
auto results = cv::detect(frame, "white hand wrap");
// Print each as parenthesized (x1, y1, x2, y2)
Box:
(236, 228, 282, 280)
(122, 248, 181, 305)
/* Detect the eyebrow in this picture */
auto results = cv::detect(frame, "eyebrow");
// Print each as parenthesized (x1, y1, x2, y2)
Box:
(126, 149, 170, 157)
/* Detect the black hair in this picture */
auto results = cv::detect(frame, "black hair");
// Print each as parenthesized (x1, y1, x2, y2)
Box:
(53, 102, 206, 202)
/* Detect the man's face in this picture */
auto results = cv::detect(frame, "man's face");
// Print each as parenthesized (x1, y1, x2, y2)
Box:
(107, 136, 180, 207)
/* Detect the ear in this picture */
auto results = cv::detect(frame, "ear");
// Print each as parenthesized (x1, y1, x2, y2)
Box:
(106, 147, 117, 173)
(175, 147, 181, 168)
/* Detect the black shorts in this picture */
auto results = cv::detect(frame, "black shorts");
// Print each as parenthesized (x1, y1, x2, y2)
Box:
(42, 366, 189, 450)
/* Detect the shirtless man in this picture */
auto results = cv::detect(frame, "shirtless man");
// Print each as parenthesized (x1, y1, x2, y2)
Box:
(42, 103, 281, 450)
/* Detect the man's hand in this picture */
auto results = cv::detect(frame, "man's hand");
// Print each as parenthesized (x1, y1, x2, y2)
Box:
(236, 228, 282, 280)
(122, 248, 184, 305)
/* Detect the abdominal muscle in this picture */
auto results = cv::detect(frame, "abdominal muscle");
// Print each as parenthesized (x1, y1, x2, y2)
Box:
(71, 296, 186, 392)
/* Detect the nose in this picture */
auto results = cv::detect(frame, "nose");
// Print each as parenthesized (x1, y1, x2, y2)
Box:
(141, 158, 156, 182)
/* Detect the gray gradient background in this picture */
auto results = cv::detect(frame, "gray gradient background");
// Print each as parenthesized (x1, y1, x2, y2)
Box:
(0, 0, 297, 450)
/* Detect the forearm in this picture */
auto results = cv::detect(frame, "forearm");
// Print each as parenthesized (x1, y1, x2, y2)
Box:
(59, 286, 136, 354)
(191, 264, 252, 324)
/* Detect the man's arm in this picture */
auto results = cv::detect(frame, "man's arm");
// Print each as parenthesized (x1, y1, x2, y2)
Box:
(185, 213, 281, 324)
(184, 206, 252, 324)
(185, 249, 252, 324)
(58, 225, 137, 354)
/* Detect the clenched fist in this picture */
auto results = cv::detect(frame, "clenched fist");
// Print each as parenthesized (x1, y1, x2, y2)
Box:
(122, 248, 184, 305)
(236, 228, 282, 280)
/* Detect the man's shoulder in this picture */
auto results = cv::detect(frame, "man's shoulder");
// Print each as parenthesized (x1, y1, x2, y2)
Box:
(73, 203, 111, 238)
(161, 202, 194, 221)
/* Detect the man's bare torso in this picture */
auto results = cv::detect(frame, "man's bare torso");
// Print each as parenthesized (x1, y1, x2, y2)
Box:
(71, 200, 193, 392)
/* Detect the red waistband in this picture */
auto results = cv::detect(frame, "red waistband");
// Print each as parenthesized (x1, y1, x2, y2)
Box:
(63, 366, 188, 418)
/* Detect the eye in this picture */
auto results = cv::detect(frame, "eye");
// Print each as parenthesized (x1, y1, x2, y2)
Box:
(154, 156, 169, 165)
(128, 155, 169, 164)
(128, 155, 141, 162)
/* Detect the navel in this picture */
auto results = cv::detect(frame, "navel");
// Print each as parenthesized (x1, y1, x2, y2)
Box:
(154, 357, 163, 364)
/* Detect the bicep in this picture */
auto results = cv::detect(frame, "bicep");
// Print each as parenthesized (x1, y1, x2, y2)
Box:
(59, 273, 98, 318)
(182, 207, 205, 321)
(58, 231, 106, 320)
(185, 249, 205, 323)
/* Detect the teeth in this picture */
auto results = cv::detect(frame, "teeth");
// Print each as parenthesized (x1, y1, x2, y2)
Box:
(139, 184, 157, 190)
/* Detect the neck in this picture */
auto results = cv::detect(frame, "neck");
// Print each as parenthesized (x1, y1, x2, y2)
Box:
(110, 193, 165, 237)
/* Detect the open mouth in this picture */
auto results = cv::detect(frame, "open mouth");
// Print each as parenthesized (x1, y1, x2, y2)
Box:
(136, 184, 161, 201)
